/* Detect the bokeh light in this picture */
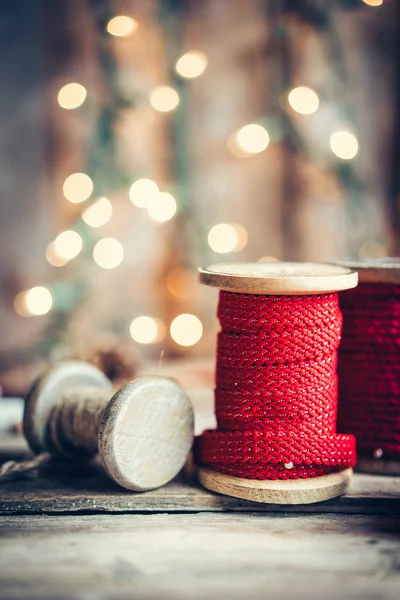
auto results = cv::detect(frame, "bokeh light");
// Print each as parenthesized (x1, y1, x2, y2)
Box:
(15, 287, 53, 317)
(63, 173, 93, 203)
(147, 192, 177, 222)
(150, 86, 179, 112)
(170, 314, 203, 347)
(57, 83, 87, 110)
(234, 124, 270, 154)
(45, 242, 70, 267)
(208, 223, 240, 253)
(82, 197, 112, 228)
(53, 230, 83, 261)
(233, 224, 248, 251)
(362, 0, 383, 6)
(93, 238, 124, 269)
(130, 316, 165, 344)
(166, 268, 196, 299)
(106, 16, 138, 37)
(288, 86, 319, 115)
(176, 51, 208, 78)
(358, 240, 386, 259)
(129, 179, 159, 208)
(330, 130, 359, 160)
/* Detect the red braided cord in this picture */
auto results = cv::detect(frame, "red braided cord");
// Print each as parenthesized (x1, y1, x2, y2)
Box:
(338, 283, 400, 460)
(195, 291, 356, 480)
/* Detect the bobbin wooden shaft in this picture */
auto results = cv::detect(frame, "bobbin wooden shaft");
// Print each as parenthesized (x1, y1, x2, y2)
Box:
(24, 361, 194, 491)
(196, 262, 358, 505)
(47, 387, 112, 456)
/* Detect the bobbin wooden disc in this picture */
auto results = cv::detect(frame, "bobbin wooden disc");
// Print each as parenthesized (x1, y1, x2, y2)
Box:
(356, 458, 400, 476)
(98, 375, 194, 492)
(23, 361, 112, 455)
(198, 467, 353, 505)
(335, 258, 400, 284)
(199, 262, 358, 294)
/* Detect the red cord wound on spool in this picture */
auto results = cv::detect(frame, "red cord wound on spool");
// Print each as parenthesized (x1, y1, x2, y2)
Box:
(195, 291, 356, 480)
(338, 283, 400, 460)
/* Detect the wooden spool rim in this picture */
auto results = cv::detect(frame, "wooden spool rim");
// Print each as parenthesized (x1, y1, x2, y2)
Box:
(197, 467, 353, 505)
(356, 458, 400, 476)
(199, 262, 358, 294)
(23, 361, 111, 455)
(98, 375, 194, 492)
(334, 258, 400, 284)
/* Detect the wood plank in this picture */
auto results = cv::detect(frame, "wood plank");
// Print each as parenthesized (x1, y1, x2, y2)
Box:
(0, 513, 399, 600)
(0, 454, 399, 515)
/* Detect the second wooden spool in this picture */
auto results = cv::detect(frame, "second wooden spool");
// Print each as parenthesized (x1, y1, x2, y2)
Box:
(336, 258, 400, 476)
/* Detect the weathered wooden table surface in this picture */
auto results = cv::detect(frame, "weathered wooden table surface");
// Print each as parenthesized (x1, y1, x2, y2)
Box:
(0, 389, 399, 600)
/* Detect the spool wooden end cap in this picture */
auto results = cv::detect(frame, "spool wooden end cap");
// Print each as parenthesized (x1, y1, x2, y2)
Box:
(335, 258, 400, 284)
(23, 361, 111, 455)
(199, 262, 358, 294)
(198, 467, 353, 505)
(98, 375, 194, 492)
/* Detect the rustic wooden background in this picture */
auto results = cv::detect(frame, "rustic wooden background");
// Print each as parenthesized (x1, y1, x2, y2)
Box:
(0, 0, 399, 394)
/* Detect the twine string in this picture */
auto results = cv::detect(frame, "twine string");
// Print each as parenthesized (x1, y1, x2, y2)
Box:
(47, 387, 111, 456)
(338, 283, 400, 460)
(195, 291, 356, 480)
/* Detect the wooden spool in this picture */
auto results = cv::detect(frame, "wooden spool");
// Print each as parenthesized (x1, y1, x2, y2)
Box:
(336, 258, 400, 476)
(196, 262, 358, 505)
(23, 361, 194, 491)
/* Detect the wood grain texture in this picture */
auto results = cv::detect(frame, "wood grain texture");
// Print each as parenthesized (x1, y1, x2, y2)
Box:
(199, 262, 358, 294)
(0, 458, 398, 515)
(98, 376, 194, 492)
(0, 513, 399, 600)
(198, 467, 353, 505)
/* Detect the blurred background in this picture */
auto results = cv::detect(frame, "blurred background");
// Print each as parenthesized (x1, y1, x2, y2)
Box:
(0, 0, 399, 395)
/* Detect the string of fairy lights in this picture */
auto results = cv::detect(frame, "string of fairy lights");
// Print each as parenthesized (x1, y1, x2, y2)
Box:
(13, 0, 383, 350)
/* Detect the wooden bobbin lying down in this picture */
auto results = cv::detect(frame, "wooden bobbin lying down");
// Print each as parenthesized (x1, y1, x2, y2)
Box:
(23, 361, 194, 491)
(195, 262, 358, 505)
(336, 258, 400, 476)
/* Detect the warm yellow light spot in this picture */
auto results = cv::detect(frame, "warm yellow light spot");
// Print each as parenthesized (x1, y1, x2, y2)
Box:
(15, 287, 53, 317)
(13, 292, 28, 317)
(234, 124, 270, 155)
(130, 316, 165, 344)
(150, 86, 179, 112)
(208, 224, 238, 254)
(106, 15, 138, 37)
(53, 230, 83, 261)
(93, 238, 123, 269)
(288, 86, 319, 115)
(129, 179, 159, 208)
(170, 314, 203, 347)
(175, 51, 208, 79)
(258, 256, 279, 263)
(362, 0, 383, 6)
(232, 224, 248, 251)
(63, 172, 93, 203)
(330, 130, 359, 160)
(57, 83, 87, 110)
(147, 192, 177, 222)
(82, 197, 112, 228)
(166, 268, 196, 299)
(45, 242, 70, 267)
(358, 240, 386, 259)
